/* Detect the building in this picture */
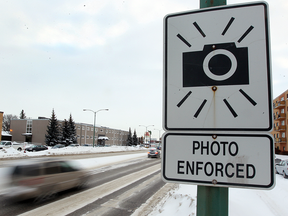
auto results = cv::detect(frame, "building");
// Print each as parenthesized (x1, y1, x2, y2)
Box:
(271, 89, 288, 152)
(10, 118, 129, 146)
(0, 111, 3, 141)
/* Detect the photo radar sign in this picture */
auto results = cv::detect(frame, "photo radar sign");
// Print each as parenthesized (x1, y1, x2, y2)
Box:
(163, 2, 272, 131)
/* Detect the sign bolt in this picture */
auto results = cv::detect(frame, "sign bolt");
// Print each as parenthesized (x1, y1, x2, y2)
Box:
(212, 179, 217, 185)
(212, 86, 217, 91)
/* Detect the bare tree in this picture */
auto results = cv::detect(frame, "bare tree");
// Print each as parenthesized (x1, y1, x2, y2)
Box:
(2, 114, 18, 131)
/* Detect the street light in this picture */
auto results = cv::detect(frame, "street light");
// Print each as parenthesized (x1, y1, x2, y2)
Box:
(139, 125, 154, 144)
(83, 108, 109, 147)
(154, 128, 162, 142)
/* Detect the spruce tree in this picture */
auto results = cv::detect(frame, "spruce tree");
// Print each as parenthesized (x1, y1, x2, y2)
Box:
(132, 129, 138, 146)
(126, 127, 133, 146)
(68, 114, 77, 144)
(19, 110, 26, 119)
(61, 119, 70, 145)
(45, 109, 60, 146)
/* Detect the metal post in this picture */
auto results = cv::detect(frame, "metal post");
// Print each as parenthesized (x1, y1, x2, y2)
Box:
(93, 112, 96, 148)
(197, 1, 228, 216)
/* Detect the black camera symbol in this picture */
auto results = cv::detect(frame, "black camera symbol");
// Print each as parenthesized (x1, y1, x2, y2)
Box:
(183, 42, 249, 87)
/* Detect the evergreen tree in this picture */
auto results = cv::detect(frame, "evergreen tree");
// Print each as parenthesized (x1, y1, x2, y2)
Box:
(68, 114, 77, 144)
(126, 127, 133, 146)
(132, 129, 138, 146)
(19, 110, 26, 119)
(45, 109, 60, 146)
(61, 119, 70, 145)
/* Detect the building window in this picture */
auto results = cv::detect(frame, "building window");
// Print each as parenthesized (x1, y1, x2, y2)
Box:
(77, 126, 80, 130)
(81, 135, 84, 139)
(82, 126, 85, 130)
(282, 133, 285, 138)
(281, 97, 284, 101)
(26, 120, 32, 133)
(87, 127, 90, 131)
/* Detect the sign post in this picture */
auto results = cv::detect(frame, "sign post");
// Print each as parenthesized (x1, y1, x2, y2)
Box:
(197, 1, 228, 215)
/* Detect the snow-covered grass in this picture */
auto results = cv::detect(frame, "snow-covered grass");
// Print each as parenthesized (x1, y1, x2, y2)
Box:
(0, 147, 287, 216)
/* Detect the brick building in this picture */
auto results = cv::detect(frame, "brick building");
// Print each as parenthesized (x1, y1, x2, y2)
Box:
(271, 89, 288, 152)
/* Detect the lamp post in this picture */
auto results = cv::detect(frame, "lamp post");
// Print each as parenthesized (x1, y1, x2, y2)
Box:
(139, 125, 154, 144)
(83, 108, 109, 147)
(154, 128, 162, 142)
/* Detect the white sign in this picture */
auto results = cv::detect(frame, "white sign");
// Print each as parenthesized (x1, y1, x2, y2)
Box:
(164, 2, 272, 131)
(162, 133, 274, 189)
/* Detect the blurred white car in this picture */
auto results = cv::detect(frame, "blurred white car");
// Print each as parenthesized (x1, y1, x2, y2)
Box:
(3, 158, 90, 202)
(275, 159, 288, 177)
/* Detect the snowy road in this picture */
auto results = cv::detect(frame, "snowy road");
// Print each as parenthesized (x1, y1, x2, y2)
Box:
(0, 154, 163, 216)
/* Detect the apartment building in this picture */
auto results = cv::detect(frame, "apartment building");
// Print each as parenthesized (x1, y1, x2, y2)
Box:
(10, 118, 129, 146)
(271, 89, 288, 152)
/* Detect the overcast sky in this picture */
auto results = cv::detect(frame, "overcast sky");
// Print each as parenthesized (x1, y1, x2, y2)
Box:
(1, 0, 288, 139)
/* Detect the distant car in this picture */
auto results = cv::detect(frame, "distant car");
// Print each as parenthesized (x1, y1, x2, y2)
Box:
(275, 159, 288, 177)
(3, 158, 90, 201)
(25, 144, 48, 152)
(83, 144, 92, 147)
(52, 144, 65, 149)
(148, 148, 160, 158)
(68, 144, 80, 147)
(275, 158, 282, 166)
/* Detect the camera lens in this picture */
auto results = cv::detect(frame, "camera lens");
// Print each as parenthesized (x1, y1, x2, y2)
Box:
(208, 54, 232, 76)
(203, 49, 237, 81)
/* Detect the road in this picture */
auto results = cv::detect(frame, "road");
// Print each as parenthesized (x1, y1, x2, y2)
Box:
(0, 152, 165, 216)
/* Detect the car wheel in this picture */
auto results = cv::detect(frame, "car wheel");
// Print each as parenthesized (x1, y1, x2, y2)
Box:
(283, 171, 287, 178)
(17, 148, 22, 151)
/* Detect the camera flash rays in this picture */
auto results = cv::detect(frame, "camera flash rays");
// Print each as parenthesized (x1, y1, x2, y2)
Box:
(193, 22, 206, 37)
(177, 91, 192, 107)
(176, 89, 257, 119)
(238, 26, 254, 43)
(194, 99, 207, 118)
(222, 17, 235, 35)
(239, 89, 257, 106)
(223, 99, 238, 117)
(177, 34, 191, 47)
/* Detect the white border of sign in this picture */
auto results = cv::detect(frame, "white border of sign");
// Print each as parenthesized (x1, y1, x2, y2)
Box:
(162, 132, 275, 189)
(163, 2, 272, 131)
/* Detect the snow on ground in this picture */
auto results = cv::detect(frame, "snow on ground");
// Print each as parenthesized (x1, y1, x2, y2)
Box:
(148, 154, 288, 216)
(0, 147, 287, 216)
(0, 145, 144, 159)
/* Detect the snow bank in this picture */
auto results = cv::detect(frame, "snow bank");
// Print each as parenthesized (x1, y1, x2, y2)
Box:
(0, 145, 145, 159)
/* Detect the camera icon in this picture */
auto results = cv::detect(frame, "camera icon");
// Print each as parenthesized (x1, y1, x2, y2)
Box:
(183, 42, 249, 87)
